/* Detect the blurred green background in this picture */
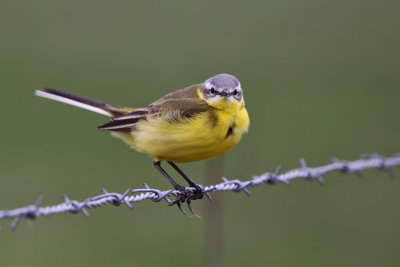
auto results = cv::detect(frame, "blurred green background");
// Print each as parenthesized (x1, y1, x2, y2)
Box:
(1, 0, 399, 266)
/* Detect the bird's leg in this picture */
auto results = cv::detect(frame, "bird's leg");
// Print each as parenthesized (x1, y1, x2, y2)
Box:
(153, 161, 190, 216)
(154, 161, 185, 191)
(167, 161, 204, 201)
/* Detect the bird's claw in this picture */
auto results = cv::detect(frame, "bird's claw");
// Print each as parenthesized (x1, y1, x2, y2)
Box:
(186, 198, 201, 218)
(169, 185, 204, 217)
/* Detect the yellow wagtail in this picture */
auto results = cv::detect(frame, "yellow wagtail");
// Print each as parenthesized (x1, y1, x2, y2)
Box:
(35, 74, 249, 214)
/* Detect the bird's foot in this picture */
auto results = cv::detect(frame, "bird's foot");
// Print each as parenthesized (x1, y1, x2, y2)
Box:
(189, 183, 205, 201)
(169, 184, 203, 218)
(169, 184, 191, 216)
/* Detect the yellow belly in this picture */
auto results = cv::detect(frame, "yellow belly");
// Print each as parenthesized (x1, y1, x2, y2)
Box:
(112, 106, 249, 163)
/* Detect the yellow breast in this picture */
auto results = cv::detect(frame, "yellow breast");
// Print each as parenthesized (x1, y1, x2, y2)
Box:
(113, 98, 249, 163)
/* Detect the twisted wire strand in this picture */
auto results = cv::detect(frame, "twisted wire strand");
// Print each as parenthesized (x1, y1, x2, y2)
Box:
(1, 153, 399, 231)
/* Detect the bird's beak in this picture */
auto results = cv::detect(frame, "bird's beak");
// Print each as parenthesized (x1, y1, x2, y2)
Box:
(219, 89, 230, 97)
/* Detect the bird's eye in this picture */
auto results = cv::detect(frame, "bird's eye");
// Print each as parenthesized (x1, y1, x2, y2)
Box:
(233, 89, 238, 95)
(210, 87, 215, 94)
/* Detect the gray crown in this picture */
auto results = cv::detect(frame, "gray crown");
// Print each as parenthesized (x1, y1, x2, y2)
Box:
(205, 74, 240, 88)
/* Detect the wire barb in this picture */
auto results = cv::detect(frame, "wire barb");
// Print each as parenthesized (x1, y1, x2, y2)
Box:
(0, 153, 399, 231)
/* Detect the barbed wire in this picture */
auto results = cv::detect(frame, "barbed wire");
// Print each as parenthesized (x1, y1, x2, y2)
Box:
(0, 153, 399, 231)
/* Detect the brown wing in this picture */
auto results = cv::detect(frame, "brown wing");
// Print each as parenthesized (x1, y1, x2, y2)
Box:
(97, 84, 210, 132)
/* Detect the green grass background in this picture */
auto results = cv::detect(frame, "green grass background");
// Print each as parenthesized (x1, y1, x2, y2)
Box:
(0, 0, 399, 266)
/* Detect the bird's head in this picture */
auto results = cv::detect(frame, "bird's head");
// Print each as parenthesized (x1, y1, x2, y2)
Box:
(201, 74, 244, 109)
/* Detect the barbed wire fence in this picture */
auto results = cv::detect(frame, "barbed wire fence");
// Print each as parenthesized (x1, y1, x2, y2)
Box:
(0, 153, 399, 231)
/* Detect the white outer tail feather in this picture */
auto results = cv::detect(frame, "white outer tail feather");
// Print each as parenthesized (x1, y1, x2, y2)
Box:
(35, 90, 112, 117)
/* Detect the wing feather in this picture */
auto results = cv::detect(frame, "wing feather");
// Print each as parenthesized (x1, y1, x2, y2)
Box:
(97, 84, 210, 132)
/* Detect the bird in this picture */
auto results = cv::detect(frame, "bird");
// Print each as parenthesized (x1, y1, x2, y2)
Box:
(35, 73, 249, 215)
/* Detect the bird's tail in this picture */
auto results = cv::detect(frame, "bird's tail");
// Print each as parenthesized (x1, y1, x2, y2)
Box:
(35, 88, 134, 118)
